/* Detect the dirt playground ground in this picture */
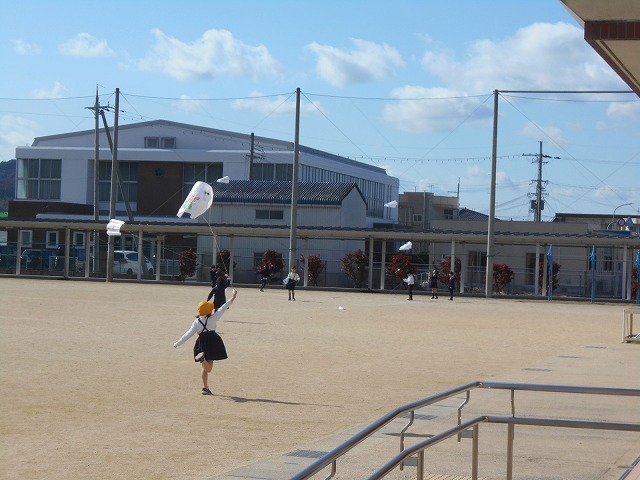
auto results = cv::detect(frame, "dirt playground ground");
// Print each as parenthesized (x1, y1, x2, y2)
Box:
(1, 278, 638, 479)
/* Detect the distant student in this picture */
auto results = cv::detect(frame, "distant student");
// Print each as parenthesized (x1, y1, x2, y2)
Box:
(174, 289, 238, 395)
(257, 264, 271, 292)
(403, 272, 415, 300)
(448, 271, 456, 301)
(429, 269, 439, 299)
(207, 273, 231, 311)
(285, 266, 300, 301)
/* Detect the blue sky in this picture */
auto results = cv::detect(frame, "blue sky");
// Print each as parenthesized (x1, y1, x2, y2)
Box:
(2, 0, 639, 220)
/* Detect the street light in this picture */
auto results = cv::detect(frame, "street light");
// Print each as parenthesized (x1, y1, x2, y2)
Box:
(610, 202, 633, 230)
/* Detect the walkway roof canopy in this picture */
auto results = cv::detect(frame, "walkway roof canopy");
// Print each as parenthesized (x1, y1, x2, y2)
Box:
(561, 0, 640, 96)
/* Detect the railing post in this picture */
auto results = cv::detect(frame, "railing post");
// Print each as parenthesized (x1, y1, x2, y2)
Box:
(506, 423, 514, 480)
(417, 451, 424, 480)
(472, 424, 479, 480)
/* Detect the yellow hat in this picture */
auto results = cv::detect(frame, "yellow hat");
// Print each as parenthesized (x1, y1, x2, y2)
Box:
(197, 301, 214, 316)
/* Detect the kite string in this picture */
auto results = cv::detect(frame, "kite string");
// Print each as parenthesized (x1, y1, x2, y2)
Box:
(204, 216, 229, 277)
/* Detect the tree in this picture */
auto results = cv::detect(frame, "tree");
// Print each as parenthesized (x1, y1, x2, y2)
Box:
(340, 250, 369, 288)
(439, 256, 461, 283)
(385, 253, 415, 282)
(493, 263, 514, 294)
(300, 254, 325, 286)
(215, 249, 236, 274)
(539, 260, 561, 294)
(178, 248, 197, 281)
(259, 249, 284, 276)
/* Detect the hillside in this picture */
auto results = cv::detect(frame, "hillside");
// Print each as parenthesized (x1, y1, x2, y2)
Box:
(0, 159, 16, 212)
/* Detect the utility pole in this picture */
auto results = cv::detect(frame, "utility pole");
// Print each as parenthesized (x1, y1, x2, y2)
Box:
(288, 88, 300, 271)
(106, 88, 120, 282)
(524, 142, 557, 222)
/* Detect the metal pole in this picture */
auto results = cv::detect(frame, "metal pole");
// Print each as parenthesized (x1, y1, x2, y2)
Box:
(288, 88, 300, 270)
(93, 86, 100, 276)
(472, 424, 479, 480)
(379, 240, 386, 290)
(485, 90, 499, 298)
(536, 141, 543, 222)
(106, 88, 119, 283)
(93, 86, 100, 221)
(506, 423, 514, 480)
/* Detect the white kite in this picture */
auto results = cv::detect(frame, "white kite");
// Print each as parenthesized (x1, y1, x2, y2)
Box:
(177, 181, 213, 218)
(106, 219, 125, 236)
(216, 176, 230, 184)
(399, 241, 413, 251)
(384, 200, 398, 208)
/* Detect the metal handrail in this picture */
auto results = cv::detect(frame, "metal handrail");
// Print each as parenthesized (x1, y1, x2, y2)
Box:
(290, 381, 640, 480)
(369, 415, 640, 479)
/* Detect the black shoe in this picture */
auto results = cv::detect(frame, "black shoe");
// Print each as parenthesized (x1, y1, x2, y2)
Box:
(202, 387, 213, 395)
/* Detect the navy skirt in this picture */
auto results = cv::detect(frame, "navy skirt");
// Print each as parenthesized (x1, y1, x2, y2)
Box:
(193, 330, 228, 362)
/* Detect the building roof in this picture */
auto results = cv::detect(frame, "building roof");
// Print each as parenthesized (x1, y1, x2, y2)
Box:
(212, 180, 366, 206)
(458, 207, 492, 221)
(561, 0, 640, 96)
(30, 119, 389, 175)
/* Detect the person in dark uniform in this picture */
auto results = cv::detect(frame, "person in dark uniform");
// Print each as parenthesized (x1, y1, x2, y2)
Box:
(174, 290, 237, 395)
(429, 269, 439, 299)
(257, 264, 272, 292)
(207, 273, 231, 310)
(447, 271, 456, 301)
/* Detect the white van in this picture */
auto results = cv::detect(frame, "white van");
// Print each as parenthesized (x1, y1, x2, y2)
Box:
(113, 250, 154, 275)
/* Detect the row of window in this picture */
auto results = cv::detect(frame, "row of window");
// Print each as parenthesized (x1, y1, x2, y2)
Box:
(16, 158, 392, 220)
(144, 137, 176, 149)
(17, 230, 86, 248)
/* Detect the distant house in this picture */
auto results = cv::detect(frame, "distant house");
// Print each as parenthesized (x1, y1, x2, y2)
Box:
(195, 180, 367, 285)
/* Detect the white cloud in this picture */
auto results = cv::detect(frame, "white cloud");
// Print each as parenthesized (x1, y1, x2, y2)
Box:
(173, 95, 208, 113)
(306, 38, 404, 87)
(134, 29, 282, 81)
(606, 101, 640, 120)
(32, 81, 71, 99)
(59, 33, 115, 57)
(13, 40, 41, 55)
(421, 22, 626, 93)
(232, 91, 322, 115)
(381, 86, 492, 133)
(0, 115, 37, 161)
(521, 122, 567, 147)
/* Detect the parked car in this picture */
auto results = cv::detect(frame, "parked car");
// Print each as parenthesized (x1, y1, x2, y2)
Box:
(21, 249, 55, 269)
(113, 250, 154, 275)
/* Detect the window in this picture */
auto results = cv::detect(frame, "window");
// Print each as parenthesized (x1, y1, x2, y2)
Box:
(182, 163, 223, 199)
(98, 161, 138, 204)
(144, 137, 159, 148)
(16, 158, 61, 200)
(145, 137, 176, 149)
(412, 214, 423, 223)
(250, 163, 293, 181)
(72, 232, 85, 246)
(251, 163, 273, 180)
(444, 208, 454, 220)
(46, 231, 59, 249)
(20, 230, 32, 248)
(161, 137, 176, 149)
(275, 164, 292, 180)
(256, 209, 284, 220)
